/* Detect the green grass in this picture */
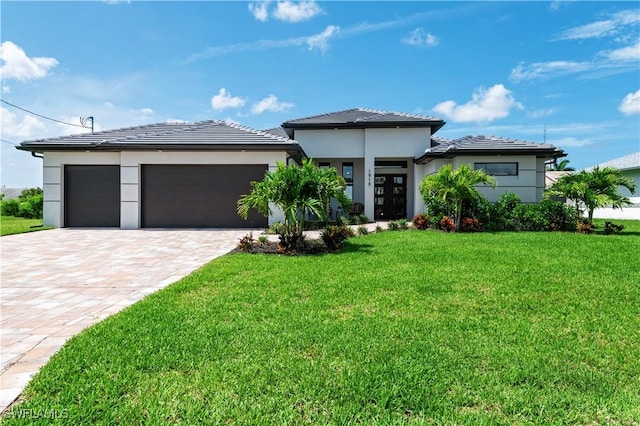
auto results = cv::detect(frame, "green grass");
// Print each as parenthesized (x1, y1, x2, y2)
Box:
(0, 216, 51, 236)
(3, 226, 640, 424)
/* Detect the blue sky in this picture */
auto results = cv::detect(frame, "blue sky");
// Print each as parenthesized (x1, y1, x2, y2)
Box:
(1, 1, 639, 188)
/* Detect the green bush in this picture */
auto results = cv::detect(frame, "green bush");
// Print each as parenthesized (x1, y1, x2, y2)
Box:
(487, 192, 521, 231)
(603, 221, 624, 235)
(1, 198, 20, 217)
(357, 225, 368, 236)
(1, 188, 44, 219)
(487, 193, 576, 232)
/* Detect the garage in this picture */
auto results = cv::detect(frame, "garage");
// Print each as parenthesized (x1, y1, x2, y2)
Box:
(64, 165, 121, 227)
(142, 164, 268, 228)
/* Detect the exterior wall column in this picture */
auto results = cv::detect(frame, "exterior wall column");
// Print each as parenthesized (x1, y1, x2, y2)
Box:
(363, 153, 375, 220)
(413, 163, 426, 216)
(42, 153, 62, 228)
(120, 152, 140, 229)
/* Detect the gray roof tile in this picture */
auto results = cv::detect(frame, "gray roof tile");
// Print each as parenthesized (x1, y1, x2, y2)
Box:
(18, 120, 302, 156)
(282, 108, 445, 130)
(590, 152, 640, 171)
(416, 135, 566, 163)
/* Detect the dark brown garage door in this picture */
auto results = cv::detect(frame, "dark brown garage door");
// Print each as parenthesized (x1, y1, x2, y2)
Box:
(142, 164, 268, 228)
(65, 165, 121, 227)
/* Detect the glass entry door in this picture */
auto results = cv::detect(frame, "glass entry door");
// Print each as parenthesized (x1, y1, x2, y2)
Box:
(374, 174, 407, 220)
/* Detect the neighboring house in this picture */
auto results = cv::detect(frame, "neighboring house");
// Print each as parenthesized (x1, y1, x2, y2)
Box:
(0, 187, 25, 200)
(588, 152, 640, 220)
(17, 108, 566, 229)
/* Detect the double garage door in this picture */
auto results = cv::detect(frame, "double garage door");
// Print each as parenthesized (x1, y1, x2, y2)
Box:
(64, 164, 267, 228)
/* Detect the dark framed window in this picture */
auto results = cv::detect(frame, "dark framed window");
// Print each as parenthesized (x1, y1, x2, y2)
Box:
(342, 162, 353, 198)
(474, 162, 518, 176)
(319, 162, 331, 169)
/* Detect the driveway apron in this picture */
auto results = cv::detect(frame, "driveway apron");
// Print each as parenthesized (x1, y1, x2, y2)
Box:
(0, 228, 245, 412)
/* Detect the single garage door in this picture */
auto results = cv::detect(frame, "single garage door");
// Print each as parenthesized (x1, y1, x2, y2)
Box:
(142, 164, 268, 228)
(65, 165, 121, 227)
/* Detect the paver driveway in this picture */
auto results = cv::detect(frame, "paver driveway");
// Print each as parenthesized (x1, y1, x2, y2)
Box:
(0, 228, 246, 412)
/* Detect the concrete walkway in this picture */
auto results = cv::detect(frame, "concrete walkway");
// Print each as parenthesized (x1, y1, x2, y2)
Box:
(0, 228, 247, 413)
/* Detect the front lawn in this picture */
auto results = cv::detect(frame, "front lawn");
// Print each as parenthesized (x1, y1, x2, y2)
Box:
(4, 229, 639, 424)
(0, 216, 51, 236)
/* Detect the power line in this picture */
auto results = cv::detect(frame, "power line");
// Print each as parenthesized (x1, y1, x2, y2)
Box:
(1, 139, 19, 146)
(1, 99, 89, 129)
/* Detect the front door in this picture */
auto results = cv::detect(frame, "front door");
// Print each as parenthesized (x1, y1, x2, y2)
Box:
(374, 174, 407, 220)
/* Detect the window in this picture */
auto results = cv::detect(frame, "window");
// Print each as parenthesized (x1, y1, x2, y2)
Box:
(474, 162, 518, 176)
(319, 162, 330, 169)
(342, 163, 353, 199)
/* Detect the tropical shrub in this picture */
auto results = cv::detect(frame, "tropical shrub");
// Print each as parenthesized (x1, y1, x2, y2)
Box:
(461, 217, 483, 232)
(412, 213, 430, 230)
(387, 221, 399, 231)
(547, 166, 637, 223)
(420, 164, 496, 231)
(603, 221, 624, 235)
(237, 233, 255, 252)
(357, 225, 368, 236)
(439, 216, 455, 232)
(258, 235, 269, 244)
(321, 224, 353, 250)
(398, 219, 409, 230)
(375, 224, 383, 233)
(577, 220, 594, 234)
(238, 159, 351, 252)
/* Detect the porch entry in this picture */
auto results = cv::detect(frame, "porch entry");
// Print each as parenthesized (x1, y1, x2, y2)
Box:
(374, 174, 406, 220)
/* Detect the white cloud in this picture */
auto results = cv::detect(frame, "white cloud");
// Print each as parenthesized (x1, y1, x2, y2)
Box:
(273, 1, 322, 23)
(549, 137, 594, 147)
(248, 1, 270, 22)
(2, 85, 10, 94)
(307, 25, 339, 53)
(510, 60, 592, 82)
(527, 108, 556, 119)
(250, 94, 294, 115)
(619, 89, 640, 115)
(601, 41, 640, 62)
(248, 1, 322, 23)
(0, 41, 58, 82)
(104, 101, 115, 109)
(130, 107, 154, 116)
(555, 9, 639, 40)
(0, 107, 46, 138)
(433, 84, 523, 124)
(402, 28, 440, 47)
(211, 88, 246, 110)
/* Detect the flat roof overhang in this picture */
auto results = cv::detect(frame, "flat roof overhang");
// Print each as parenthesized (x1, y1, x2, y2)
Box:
(414, 148, 567, 164)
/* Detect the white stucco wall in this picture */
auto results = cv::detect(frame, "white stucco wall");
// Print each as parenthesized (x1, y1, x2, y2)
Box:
(293, 127, 431, 219)
(42, 150, 288, 229)
(453, 155, 542, 203)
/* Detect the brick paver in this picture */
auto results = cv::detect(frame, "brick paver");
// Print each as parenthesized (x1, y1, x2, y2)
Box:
(0, 228, 246, 412)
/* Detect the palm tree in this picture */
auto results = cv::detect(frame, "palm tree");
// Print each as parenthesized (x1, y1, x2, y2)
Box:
(237, 158, 350, 249)
(419, 164, 496, 231)
(547, 166, 637, 223)
(547, 158, 576, 171)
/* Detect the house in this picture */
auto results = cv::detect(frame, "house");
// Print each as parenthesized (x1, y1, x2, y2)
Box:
(17, 108, 566, 229)
(588, 152, 640, 220)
